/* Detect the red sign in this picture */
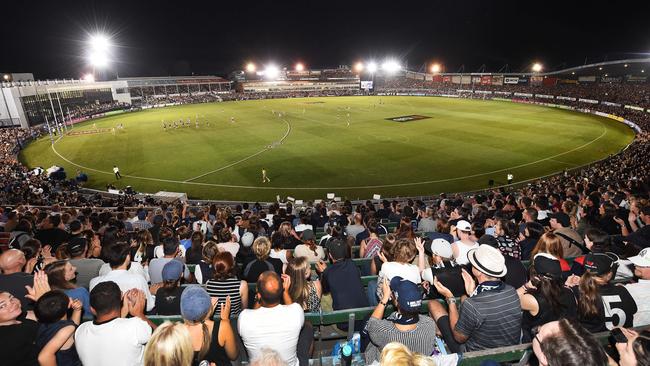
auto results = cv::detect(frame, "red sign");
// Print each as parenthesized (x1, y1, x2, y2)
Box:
(480, 76, 492, 85)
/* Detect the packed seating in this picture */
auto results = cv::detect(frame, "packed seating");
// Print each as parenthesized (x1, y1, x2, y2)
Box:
(1, 81, 650, 365)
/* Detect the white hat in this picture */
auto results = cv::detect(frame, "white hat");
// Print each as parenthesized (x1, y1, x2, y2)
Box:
(241, 232, 255, 248)
(468, 244, 507, 277)
(456, 220, 472, 232)
(430, 238, 453, 258)
(629, 248, 650, 267)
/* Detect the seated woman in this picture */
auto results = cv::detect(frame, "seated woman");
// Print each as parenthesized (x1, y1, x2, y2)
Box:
(360, 221, 384, 259)
(180, 286, 238, 366)
(364, 278, 437, 364)
(285, 256, 321, 313)
(293, 230, 326, 263)
(376, 239, 421, 300)
(242, 237, 283, 283)
(154, 260, 186, 315)
(530, 232, 572, 279)
(44, 260, 92, 318)
(494, 219, 521, 259)
(517, 253, 577, 342)
(566, 252, 637, 333)
(518, 222, 544, 261)
(205, 252, 248, 318)
(194, 241, 219, 285)
(571, 228, 635, 281)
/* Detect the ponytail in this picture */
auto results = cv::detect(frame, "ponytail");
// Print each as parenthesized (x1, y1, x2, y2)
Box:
(578, 271, 601, 318)
(197, 322, 211, 360)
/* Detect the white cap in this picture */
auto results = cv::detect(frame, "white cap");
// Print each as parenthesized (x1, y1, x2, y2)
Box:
(430, 238, 453, 258)
(629, 248, 650, 267)
(456, 220, 472, 232)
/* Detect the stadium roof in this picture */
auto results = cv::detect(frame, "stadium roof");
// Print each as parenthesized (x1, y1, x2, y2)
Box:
(543, 58, 650, 77)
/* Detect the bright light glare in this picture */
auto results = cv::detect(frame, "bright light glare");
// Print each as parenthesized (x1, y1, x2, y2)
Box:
(532, 63, 543, 72)
(89, 34, 110, 52)
(367, 62, 378, 73)
(89, 52, 109, 68)
(83, 73, 95, 82)
(246, 63, 256, 73)
(381, 60, 401, 73)
(430, 64, 441, 73)
(265, 64, 280, 79)
(2, 74, 9, 81)
(354, 62, 364, 73)
(295, 62, 304, 71)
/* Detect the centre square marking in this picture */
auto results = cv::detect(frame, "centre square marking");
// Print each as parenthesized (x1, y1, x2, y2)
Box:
(386, 115, 431, 123)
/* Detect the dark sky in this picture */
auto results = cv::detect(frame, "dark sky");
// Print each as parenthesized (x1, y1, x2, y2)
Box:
(2, 0, 649, 79)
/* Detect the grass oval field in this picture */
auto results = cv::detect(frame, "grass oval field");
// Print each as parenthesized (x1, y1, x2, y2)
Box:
(19, 96, 636, 201)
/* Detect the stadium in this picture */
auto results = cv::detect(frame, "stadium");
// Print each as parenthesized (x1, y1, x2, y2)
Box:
(1, 2, 650, 366)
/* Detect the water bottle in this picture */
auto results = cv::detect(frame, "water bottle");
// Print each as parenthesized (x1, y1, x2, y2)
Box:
(351, 332, 361, 354)
(341, 344, 352, 366)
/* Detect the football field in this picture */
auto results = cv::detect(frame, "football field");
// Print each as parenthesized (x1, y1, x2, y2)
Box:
(19, 96, 636, 201)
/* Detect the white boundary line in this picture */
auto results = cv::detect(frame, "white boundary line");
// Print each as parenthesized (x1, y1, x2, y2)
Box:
(49, 104, 611, 191)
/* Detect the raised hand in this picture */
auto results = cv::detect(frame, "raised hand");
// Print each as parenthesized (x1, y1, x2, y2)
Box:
(461, 268, 476, 296)
(220, 296, 232, 320)
(414, 237, 425, 253)
(25, 270, 51, 302)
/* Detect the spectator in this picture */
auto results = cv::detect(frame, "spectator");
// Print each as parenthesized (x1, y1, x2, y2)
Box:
(44, 260, 92, 318)
(242, 237, 283, 283)
(67, 237, 104, 289)
(625, 248, 650, 327)
(517, 253, 577, 342)
(75, 282, 155, 366)
(377, 238, 421, 300)
(181, 286, 238, 365)
(530, 232, 572, 277)
(345, 213, 366, 239)
(0, 248, 33, 309)
(89, 244, 156, 312)
(549, 212, 587, 257)
(205, 252, 248, 318)
(154, 260, 186, 315)
(285, 256, 321, 312)
(531, 318, 608, 366)
(34, 290, 82, 366)
(238, 271, 304, 366)
(429, 245, 522, 352)
(613, 327, 650, 366)
(360, 220, 384, 259)
(9, 219, 33, 249)
(143, 322, 193, 366)
(132, 210, 152, 232)
(293, 229, 326, 263)
(194, 241, 219, 285)
(417, 207, 437, 233)
(216, 228, 240, 259)
(518, 222, 544, 261)
(477, 235, 528, 289)
(419, 238, 465, 299)
(364, 277, 438, 364)
(450, 220, 479, 265)
(270, 234, 293, 266)
(622, 205, 650, 248)
(494, 219, 521, 259)
(598, 202, 622, 235)
(148, 238, 190, 285)
(34, 215, 69, 250)
(270, 221, 300, 250)
(130, 230, 155, 265)
(567, 252, 637, 332)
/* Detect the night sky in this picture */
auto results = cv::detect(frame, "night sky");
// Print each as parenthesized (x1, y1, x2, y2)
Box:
(2, 0, 649, 79)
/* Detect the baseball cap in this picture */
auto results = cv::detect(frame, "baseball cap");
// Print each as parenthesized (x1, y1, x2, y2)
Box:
(456, 220, 472, 232)
(533, 253, 562, 279)
(67, 237, 88, 257)
(162, 260, 184, 282)
(301, 229, 315, 241)
(241, 232, 255, 248)
(327, 239, 347, 260)
(549, 212, 570, 228)
(430, 238, 452, 259)
(583, 252, 619, 275)
(628, 248, 650, 267)
(467, 244, 507, 277)
(180, 286, 211, 322)
(389, 276, 422, 312)
(137, 211, 147, 220)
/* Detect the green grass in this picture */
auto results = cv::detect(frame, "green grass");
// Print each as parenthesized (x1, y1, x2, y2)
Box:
(19, 96, 635, 202)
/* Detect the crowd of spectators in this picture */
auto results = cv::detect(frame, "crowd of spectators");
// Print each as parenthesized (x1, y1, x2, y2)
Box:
(1, 81, 650, 365)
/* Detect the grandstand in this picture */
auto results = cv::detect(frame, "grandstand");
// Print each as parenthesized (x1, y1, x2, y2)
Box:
(1, 54, 650, 366)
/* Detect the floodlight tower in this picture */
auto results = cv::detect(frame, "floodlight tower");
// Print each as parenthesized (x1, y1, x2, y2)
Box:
(531, 63, 543, 73)
(87, 34, 112, 80)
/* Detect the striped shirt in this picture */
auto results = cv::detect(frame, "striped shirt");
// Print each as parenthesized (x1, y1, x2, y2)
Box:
(364, 315, 438, 363)
(455, 284, 522, 352)
(205, 278, 243, 318)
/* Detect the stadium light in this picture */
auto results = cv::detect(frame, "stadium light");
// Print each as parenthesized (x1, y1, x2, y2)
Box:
(89, 52, 109, 68)
(531, 63, 543, 73)
(381, 60, 401, 73)
(83, 73, 95, 82)
(354, 62, 364, 73)
(264, 64, 280, 79)
(87, 33, 112, 70)
(430, 63, 441, 73)
(295, 62, 305, 72)
(367, 61, 378, 73)
(246, 62, 256, 73)
(2, 74, 9, 81)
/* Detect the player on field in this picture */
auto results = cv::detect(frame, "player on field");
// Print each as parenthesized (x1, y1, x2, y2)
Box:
(113, 165, 121, 180)
(262, 168, 270, 183)
(230, 116, 235, 124)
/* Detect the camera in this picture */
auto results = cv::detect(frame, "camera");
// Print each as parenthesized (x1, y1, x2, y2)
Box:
(610, 328, 627, 344)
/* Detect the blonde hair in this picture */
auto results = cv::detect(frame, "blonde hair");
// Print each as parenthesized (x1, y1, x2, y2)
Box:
(253, 236, 272, 260)
(380, 342, 413, 366)
(286, 256, 311, 309)
(144, 322, 193, 366)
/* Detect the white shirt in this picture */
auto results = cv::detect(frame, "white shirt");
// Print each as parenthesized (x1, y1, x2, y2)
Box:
(378, 262, 421, 284)
(293, 244, 326, 263)
(625, 279, 650, 327)
(113, 167, 119, 173)
(75, 317, 151, 366)
(217, 242, 240, 258)
(452, 240, 479, 265)
(238, 303, 304, 366)
(154, 244, 186, 259)
(90, 269, 155, 311)
(99, 261, 149, 283)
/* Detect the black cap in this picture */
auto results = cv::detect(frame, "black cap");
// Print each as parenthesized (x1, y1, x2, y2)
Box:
(327, 239, 347, 260)
(549, 212, 570, 228)
(67, 237, 88, 256)
(68, 220, 82, 233)
(583, 252, 618, 275)
(533, 253, 562, 279)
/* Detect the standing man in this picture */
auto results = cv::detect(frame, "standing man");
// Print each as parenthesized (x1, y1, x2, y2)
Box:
(262, 168, 271, 183)
(507, 173, 514, 185)
(113, 165, 122, 180)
